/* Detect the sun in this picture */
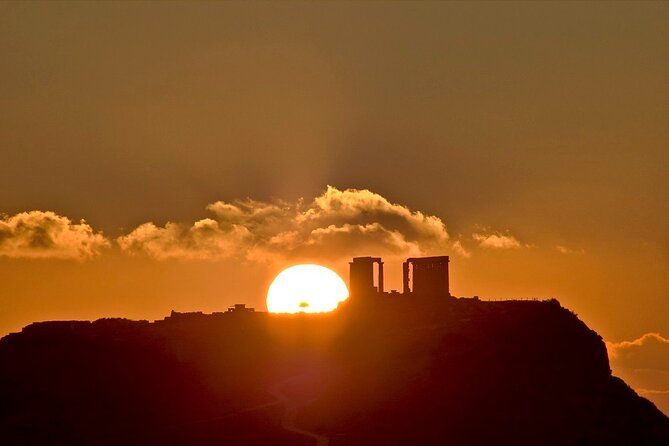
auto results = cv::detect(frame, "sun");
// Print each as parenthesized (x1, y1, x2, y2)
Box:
(266, 264, 349, 313)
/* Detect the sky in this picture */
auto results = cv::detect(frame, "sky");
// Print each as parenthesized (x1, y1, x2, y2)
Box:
(1, 1, 668, 412)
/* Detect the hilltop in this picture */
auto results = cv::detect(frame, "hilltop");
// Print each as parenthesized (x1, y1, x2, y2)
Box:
(1, 297, 667, 445)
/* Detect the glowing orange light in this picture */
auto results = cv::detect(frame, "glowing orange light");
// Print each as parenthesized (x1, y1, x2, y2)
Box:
(266, 264, 349, 313)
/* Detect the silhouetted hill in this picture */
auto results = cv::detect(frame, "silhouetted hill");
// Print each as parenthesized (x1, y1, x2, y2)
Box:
(1, 298, 667, 445)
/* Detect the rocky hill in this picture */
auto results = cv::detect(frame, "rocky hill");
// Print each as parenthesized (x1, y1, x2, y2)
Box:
(1, 297, 667, 445)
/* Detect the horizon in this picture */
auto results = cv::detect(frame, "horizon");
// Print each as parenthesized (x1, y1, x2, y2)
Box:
(1, 0, 668, 421)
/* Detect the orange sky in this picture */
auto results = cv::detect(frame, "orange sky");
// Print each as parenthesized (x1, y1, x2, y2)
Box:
(1, 1, 668, 412)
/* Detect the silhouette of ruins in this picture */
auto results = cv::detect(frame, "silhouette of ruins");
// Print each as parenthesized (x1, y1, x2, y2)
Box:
(226, 303, 255, 314)
(349, 255, 450, 299)
(161, 255, 450, 323)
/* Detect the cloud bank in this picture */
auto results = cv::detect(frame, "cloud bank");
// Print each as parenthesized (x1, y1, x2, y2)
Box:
(607, 333, 669, 415)
(0, 211, 109, 260)
(1, 188, 529, 262)
(607, 333, 669, 366)
(118, 186, 458, 262)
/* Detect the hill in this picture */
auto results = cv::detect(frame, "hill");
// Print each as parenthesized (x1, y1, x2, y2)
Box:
(1, 297, 667, 445)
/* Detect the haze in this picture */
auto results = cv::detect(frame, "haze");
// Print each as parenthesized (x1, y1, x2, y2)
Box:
(1, 1, 668, 411)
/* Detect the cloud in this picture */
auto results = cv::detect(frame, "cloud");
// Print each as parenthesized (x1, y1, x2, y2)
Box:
(119, 186, 461, 262)
(607, 333, 669, 415)
(556, 245, 585, 255)
(472, 231, 522, 249)
(117, 220, 252, 260)
(637, 389, 669, 396)
(556, 245, 570, 254)
(0, 211, 109, 260)
(606, 333, 669, 365)
(450, 240, 471, 258)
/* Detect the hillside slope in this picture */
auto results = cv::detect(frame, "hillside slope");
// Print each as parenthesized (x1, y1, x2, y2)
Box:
(0, 298, 667, 445)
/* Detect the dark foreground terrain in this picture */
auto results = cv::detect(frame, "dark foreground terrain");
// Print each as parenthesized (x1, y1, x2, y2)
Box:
(1, 297, 667, 445)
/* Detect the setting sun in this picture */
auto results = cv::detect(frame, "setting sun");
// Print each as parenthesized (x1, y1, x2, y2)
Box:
(266, 264, 349, 313)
